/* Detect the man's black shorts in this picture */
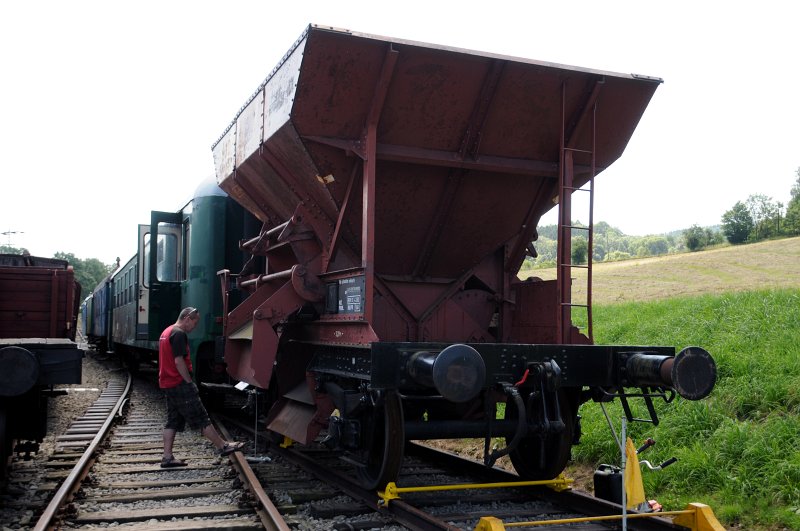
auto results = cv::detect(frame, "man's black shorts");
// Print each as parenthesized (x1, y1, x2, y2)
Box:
(164, 381, 211, 432)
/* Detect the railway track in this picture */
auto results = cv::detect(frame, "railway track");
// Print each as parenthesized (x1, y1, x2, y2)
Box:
(223, 416, 709, 531)
(31, 369, 286, 531)
(8, 352, 716, 531)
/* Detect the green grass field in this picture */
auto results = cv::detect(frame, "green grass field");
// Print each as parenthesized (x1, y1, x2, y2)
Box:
(430, 237, 800, 528)
(566, 237, 800, 530)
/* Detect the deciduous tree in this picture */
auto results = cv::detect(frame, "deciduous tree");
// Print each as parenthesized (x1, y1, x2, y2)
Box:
(745, 194, 782, 240)
(721, 201, 754, 244)
(683, 225, 707, 251)
(53, 252, 113, 296)
(571, 237, 588, 264)
(785, 167, 800, 235)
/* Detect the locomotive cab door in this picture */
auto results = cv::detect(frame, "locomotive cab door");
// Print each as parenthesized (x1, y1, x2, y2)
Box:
(141, 211, 184, 341)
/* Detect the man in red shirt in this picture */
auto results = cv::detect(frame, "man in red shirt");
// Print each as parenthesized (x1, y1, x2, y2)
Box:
(159, 307, 244, 467)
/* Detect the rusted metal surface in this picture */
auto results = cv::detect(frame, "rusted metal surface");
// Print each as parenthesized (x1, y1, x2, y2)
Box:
(214, 26, 659, 281)
(0, 255, 80, 340)
(0, 255, 84, 482)
(213, 25, 661, 385)
(209, 27, 684, 486)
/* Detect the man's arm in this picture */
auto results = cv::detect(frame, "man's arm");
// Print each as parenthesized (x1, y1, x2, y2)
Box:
(169, 330, 193, 384)
(174, 356, 193, 384)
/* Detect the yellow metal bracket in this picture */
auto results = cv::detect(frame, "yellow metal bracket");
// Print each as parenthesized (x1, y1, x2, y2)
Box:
(377, 476, 573, 506)
(547, 473, 573, 492)
(279, 436, 294, 448)
(672, 503, 726, 531)
(475, 516, 506, 530)
(378, 482, 400, 505)
(470, 502, 726, 530)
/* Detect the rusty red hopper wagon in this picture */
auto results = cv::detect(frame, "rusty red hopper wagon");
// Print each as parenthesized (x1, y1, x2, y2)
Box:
(213, 25, 716, 489)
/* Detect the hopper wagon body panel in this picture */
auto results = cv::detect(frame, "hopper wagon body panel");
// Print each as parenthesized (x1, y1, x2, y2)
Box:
(212, 25, 715, 489)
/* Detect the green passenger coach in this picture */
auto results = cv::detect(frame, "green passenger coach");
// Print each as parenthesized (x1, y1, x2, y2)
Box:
(84, 177, 257, 385)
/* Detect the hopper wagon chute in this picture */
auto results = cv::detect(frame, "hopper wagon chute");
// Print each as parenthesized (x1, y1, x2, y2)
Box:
(213, 24, 716, 489)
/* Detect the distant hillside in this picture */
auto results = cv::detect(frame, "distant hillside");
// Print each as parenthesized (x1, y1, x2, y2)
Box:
(531, 222, 724, 265)
(527, 236, 800, 305)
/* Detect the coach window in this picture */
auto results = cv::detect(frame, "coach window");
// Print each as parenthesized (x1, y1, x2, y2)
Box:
(156, 234, 176, 281)
(156, 222, 183, 282)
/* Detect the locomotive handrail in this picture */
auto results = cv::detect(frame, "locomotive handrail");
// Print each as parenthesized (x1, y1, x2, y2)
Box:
(266, 220, 290, 237)
(239, 268, 293, 288)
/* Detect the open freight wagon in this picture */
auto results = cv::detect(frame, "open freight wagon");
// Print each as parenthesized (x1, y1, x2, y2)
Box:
(213, 25, 716, 489)
(0, 254, 83, 484)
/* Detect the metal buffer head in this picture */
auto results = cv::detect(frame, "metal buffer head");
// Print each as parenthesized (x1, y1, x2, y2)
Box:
(407, 344, 487, 403)
(0, 346, 40, 397)
(626, 346, 716, 400)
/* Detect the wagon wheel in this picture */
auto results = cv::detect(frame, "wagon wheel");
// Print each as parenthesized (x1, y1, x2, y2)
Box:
(354, 390, 404, 490)
(506, 389, 578, 480)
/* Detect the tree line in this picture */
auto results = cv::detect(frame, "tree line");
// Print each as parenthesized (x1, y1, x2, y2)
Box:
(529, 166, 799, 266)
(683, 167, 800, 251)
(529, 222, 703, 267)
(714, 167, 800, 246)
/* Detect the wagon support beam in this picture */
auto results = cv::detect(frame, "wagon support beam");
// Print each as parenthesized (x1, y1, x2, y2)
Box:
(360, 44, 398, 323)
(305, 136, 604, 178)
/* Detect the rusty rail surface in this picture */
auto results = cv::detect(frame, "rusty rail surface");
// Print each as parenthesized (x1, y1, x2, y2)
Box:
(33, 375, 131, 531)
(213, 414, 291, 531)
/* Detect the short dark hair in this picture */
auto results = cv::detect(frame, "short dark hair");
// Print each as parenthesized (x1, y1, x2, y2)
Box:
(179, 307, 199, 320)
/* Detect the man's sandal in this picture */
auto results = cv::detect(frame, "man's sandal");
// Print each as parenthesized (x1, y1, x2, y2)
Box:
(218, 441, 245, 456)
(160, 456, 188, 468)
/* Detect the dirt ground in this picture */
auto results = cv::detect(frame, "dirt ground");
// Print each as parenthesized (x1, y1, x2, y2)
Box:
(419, 438, 597, 494)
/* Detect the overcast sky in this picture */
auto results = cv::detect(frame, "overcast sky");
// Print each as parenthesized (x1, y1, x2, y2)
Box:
(1, 1, 798, 264)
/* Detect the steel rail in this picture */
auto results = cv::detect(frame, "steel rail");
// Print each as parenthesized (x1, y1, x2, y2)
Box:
(269, 442, 460, 531)
(212, 413, 291, 531)
(219, 413, 687, 530)
(33, 374, 132, 531)
(220, 413, 458, 530)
